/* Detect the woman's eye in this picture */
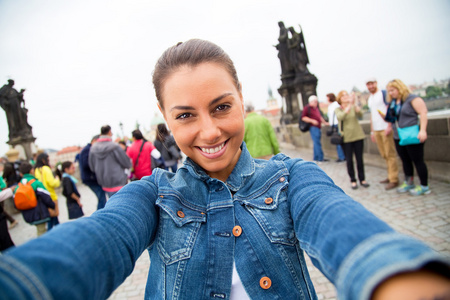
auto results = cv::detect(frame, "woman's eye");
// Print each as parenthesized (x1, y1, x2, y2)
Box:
(215, 104, 230, 112)
(176, 113, 192, 120)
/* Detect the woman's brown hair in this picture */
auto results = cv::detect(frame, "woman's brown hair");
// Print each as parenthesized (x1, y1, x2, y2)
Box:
(152, 39, 240, 109)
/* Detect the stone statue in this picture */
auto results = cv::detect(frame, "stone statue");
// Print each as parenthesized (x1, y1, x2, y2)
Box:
(276, 22, 318, 125)
(288, 26, 310, 75)
(275, 21, 293, 76)
(0, 79, 34, 142)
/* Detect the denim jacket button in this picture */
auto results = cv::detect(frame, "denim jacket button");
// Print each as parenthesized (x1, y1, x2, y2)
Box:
(232, 226, 242, 237)
(259, 276, 272, 289)
(279, 177, 285, 182)
(177, 210, 185, 218)
(264, 197, 273, 205)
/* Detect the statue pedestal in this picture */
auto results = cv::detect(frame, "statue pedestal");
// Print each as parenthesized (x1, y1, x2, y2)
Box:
(278, 72, 318, 124)
(7, 137, 37, 161)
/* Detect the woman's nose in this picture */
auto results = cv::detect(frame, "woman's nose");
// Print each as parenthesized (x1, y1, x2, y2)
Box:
(199, 116, 221, 143)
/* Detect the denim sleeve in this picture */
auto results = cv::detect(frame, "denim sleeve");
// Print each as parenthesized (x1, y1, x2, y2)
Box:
(286, 159, 447, 300)
(0, 178, 159, 300)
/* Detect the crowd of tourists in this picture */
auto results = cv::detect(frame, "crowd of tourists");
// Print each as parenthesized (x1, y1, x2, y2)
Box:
(0, 123, 182, 252)
(301, 78, 430, 196)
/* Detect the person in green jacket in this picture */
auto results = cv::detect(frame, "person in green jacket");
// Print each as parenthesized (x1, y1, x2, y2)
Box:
(243, 103, 280, 159)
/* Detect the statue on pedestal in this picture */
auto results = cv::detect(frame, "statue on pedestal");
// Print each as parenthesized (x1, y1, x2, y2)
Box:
(0, 80, 36, 160)
(275, 22, 318, 124)
(0, 80, 34, 143)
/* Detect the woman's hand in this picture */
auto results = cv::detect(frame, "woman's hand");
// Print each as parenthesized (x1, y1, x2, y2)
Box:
(418, 130, 427, 143)
(372, 270, 450, 300)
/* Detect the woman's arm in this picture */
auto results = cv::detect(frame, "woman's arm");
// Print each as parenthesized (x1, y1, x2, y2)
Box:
(43, 166, 60, 188)
(411, 97, 428, 143)
(286, 159, 449, 300)
(0, 179, 159, 299)
(0, 187, 14, 202)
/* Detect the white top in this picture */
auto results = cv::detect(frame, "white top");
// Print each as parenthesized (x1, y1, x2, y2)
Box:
(368, 90, 388, 131)
(0, 188, 13, 202)
(230, 262, 251, 300)
(327, 101, 341, 126)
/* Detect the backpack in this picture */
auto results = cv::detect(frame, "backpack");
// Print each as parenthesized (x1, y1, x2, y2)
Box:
(14, 179, 38, 210)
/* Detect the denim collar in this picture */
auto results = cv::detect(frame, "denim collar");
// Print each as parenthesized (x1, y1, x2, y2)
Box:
(183, 142, 255, 191)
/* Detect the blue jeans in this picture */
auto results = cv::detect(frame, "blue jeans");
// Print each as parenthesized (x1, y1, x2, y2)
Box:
(333, 126, 346, 160)
(309, 126, 324, 161)
(47, 216, 59, 231)
(86, 182, 107, 210)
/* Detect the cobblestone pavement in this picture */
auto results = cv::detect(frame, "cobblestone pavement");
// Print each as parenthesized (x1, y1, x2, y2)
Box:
(8, 145, 450, 300)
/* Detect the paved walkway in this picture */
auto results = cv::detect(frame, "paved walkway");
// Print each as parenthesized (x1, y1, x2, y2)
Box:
(8, 145, 450, 300)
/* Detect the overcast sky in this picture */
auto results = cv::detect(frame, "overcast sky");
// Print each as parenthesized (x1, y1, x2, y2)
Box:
(1, 0, 449, 156)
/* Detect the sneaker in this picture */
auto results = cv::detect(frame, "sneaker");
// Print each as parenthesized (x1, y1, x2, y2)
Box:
(409, 185, 430, 196)
(397, 182, 415, 193)
(336, 159, 345, 163)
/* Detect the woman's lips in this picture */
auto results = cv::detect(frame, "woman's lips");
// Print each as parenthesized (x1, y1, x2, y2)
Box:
(197, 140, 228, 158)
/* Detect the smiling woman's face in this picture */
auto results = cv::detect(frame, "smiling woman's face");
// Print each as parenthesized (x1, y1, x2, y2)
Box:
(159, 62, 245, 182)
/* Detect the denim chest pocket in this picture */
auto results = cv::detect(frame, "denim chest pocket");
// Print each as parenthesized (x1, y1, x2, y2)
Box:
(156, 193, 206, 265)
(238, 176, 296, 246)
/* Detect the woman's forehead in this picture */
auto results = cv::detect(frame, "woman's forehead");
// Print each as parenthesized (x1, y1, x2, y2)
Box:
(162, 63, 238, 106)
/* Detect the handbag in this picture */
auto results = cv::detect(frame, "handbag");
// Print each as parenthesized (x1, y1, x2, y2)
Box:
(299, 106, 311, 132)
(131, 140, 146, 181)
(330, 120, 344, 145)
(397, 124, 420, 146)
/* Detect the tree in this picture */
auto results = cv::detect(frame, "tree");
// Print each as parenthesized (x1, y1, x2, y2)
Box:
(425, 86, 442, 99)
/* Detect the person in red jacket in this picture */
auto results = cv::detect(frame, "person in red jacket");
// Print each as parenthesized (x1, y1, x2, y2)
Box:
(126, 129, 161, 180)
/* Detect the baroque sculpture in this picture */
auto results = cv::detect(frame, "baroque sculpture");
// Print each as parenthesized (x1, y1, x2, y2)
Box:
(276, 21, 318, 124)
(0, 80, 36, 159)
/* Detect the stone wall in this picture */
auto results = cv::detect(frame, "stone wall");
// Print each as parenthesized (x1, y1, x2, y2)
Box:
(278, 114, 450, 182)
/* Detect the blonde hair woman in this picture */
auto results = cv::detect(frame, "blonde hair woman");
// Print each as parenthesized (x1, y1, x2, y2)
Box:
(385, 79, 429, 195)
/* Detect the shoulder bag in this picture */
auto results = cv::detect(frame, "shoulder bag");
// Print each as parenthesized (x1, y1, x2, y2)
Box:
(396, 121, 420, 146)
(299, 106, 311, 132)
(330, 119, 344, 145)
(131, 141, 146, 181)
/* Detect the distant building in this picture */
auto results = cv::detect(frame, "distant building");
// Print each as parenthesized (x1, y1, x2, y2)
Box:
(52, 146, 82, 167)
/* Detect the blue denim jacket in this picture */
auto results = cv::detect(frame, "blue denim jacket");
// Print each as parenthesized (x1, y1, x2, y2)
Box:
(0, 143, 446, 299)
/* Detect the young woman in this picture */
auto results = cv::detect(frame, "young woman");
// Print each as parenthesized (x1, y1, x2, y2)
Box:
(34, 152, 61, 230)
(0, 40, 448, 300)
(57, 161, 84, 220)
(385, 79, 430, 196)
(335, 90, 370, 189)
(154, 123, 181, 172)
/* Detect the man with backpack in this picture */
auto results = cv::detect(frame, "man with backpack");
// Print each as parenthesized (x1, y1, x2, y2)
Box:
(366, 78, 399, 190)
(14, 162, 55, 237)
(89, 125, 132, 197)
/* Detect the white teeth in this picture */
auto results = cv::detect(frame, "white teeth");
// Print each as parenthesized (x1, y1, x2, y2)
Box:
(201, 142, 224, 154)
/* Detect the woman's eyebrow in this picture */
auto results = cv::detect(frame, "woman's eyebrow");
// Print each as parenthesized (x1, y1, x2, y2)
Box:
(209, 93, 233, 107)
(169, 93, 233, 112)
